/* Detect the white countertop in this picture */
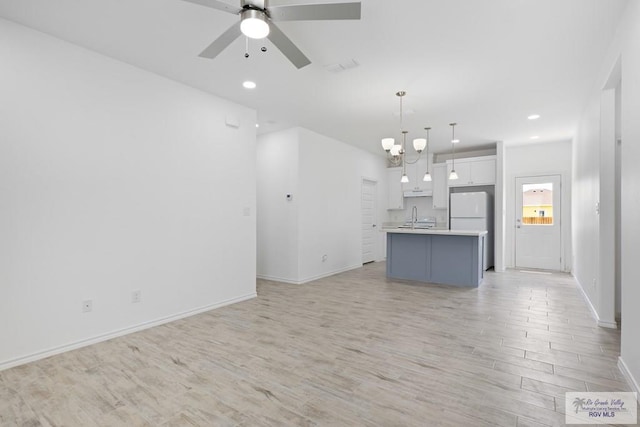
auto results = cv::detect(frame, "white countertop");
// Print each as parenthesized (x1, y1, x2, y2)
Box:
(381, 227, 487, 237)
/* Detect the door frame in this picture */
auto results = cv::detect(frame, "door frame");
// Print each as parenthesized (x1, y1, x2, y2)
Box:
(512, 173, 565, 271)
(361, 177, 379, 264)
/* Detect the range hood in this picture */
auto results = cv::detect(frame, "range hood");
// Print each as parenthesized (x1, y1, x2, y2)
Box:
(404, 190, 433, 198)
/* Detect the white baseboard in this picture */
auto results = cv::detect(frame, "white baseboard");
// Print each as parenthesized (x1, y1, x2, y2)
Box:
(597, 319, 618, 329)
(258, 264, 362, 285)
(0, 292, 256, 372)
(298, 264, 361, 284)
(256, 274, 302, 284)
(618, 357, 640, 398)
(572, 274, 618, 329)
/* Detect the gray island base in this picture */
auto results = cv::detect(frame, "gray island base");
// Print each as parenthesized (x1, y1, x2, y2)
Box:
(385, 229, 488, 287)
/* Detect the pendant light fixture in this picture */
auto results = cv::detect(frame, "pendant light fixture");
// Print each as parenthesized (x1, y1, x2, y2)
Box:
(449, 123, 459, 180)
(380, 91, 429, 182)
(400, 131, 409, 183)
(422, 127, 432, 182)
(412, 137, 427, 152)
(381, 91, 407, 169)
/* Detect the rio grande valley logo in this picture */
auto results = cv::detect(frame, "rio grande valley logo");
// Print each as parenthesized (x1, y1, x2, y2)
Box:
(573, 397, 586, 413)
(566, 392, 637, 424)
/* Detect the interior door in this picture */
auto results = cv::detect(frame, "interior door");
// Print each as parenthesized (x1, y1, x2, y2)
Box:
(515, 175, 561, 270)
(362, 179, 377, 264)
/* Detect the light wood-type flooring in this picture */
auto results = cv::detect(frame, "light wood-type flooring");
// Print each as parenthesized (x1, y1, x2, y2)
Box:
(0, 263, 633, 426)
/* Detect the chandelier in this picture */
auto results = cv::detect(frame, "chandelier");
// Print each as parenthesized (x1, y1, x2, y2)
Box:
(380, 91, 431, 183)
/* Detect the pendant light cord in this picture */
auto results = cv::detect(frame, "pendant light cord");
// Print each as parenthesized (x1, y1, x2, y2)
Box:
(425, 127, 430, 173)
(451, 123, 456, 170)
(399, 93, 405, 174)
(402, 132, 407, 175)
(400, 94, 403, 133)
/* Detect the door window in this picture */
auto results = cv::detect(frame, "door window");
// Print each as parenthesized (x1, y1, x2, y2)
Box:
(521, 183, 553, 225)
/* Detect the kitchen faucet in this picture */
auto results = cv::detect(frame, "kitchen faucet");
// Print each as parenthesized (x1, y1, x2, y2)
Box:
(411, 206, 418, 229)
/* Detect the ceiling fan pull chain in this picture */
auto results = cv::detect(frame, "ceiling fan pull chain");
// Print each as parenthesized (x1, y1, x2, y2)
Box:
(244, 36, 249, 58)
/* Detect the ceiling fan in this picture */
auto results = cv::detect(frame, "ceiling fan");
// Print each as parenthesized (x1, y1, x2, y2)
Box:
(182, 0, 361, 69)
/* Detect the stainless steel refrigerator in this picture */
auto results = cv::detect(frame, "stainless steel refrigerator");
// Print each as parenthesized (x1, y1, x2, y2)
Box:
(450, 191, 493, 270)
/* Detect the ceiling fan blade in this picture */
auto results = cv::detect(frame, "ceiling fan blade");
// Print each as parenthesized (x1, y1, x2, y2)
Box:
(267, 21, 311, 69)
(268, 2, 361, 21)
(199, 22, 242, 59)
(182, 0, 242, 15)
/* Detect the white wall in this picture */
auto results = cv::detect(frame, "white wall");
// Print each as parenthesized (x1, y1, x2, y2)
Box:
(573, 96, 602, 313)
(0, 19, 257, 369)
(599, 88, 617, 328)
(297, 128, 388, 282)
(494, 141, 507, 272)
(505, 141, 572, 271)
(256, 127, 388, 284)
(573, 0, 640, 393)
(256, 129, 299, 281)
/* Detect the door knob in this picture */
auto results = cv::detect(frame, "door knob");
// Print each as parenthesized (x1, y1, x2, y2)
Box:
(372, 224, 377, 228)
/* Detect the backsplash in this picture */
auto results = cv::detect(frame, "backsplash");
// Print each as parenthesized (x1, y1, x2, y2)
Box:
(387, 196, 447, 227)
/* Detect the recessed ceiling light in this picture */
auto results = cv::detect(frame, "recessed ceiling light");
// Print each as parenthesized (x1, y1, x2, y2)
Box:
(530, 135, 540, 140)
(255, 123, 259, 128)
(528, 114, 540, 120)
(452, 139, 460, 144)
(242, 81, 256, 89)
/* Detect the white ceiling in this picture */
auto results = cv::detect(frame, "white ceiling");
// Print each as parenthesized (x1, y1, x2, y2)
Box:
(0, 0, 628, 155)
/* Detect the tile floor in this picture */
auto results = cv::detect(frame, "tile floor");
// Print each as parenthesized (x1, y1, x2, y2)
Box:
(0, 263, 634, 426)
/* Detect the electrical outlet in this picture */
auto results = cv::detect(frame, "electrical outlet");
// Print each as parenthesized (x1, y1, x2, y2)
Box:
(131, 290, 141, 304)
(82, 300, 93, 313)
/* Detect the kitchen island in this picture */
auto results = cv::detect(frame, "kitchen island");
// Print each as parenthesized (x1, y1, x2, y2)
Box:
(384, 228, 488, 287)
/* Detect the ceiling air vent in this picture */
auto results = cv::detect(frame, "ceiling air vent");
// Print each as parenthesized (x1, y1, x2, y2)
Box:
(324, 59, 360, 73)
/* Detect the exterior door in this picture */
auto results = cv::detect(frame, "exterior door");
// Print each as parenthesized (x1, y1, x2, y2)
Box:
(362, 179, 377, 264)
(515, 175, 561, 270)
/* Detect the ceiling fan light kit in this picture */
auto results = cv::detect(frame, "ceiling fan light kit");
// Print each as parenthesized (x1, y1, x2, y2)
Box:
(240, 9, 270, 39)
(183, 0, 362, 68)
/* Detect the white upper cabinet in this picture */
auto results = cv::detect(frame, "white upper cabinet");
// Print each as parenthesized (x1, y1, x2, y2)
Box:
(469, 158, 496, 184)
(401, 156, 433, 193)
(387, 167, 404, 210)
(449, 161, 472, 185)
(446, 156, 496, 187)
